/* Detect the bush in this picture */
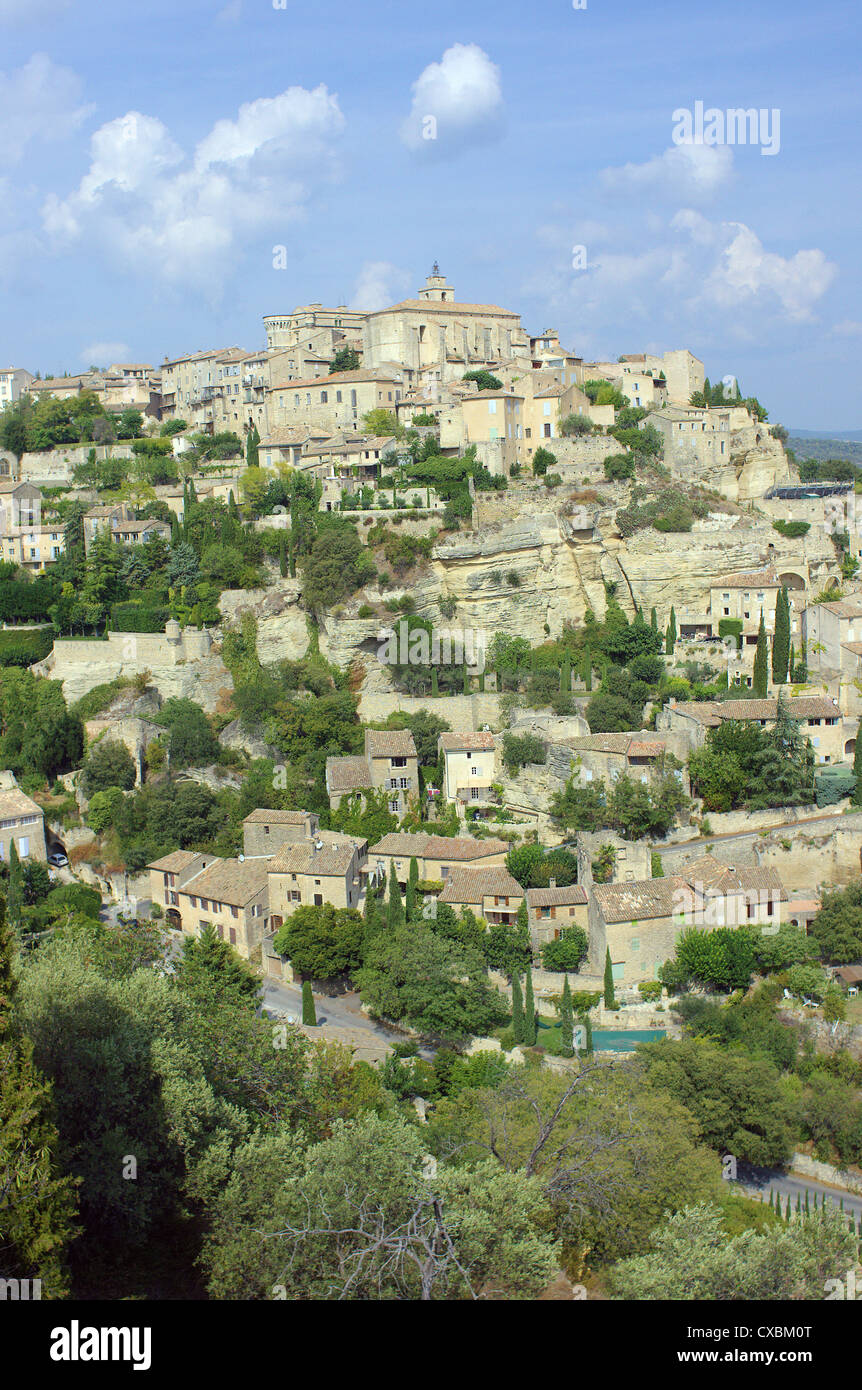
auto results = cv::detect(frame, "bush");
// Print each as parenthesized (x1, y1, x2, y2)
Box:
(502, 733, 546, 774)
(773, 520, 810, 539)
(81, 740, 137, 796)
(541, 931, 588, 972)
(638, 980, 663, 1001)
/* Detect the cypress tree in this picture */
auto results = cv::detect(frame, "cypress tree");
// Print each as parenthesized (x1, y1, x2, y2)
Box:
(559, 976, 574, 1057)
(667, 605, 677, 654)
(584, 648, 593, 691)
(604, 948, 617, 1009)
(246, 423, 260, 469)
(406, 856, 419, 920)
(583, 1012, 593, 1055)
(431, 667, 439, 697)
(650, 607, 658, 633)
(772, 587, 790, 685)
(511, 971, 525, 1043)
(524, 966, 537, 1046)
(279, 535, 288, 578)
(7, 841, 22, 935)
(387, 866, 404, 928)
(753, 609, 769, 698)
(560, 654, 571, 694)
(852, 736, 862, 805)
(804, 1188, 810, 1216)
(288, 540, 296, 578)
(768, 1188, 774, 1210)
(301, 980, 317, 1025)
(462, 664, 470, 695)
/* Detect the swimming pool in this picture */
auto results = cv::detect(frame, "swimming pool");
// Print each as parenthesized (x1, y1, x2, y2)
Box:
(590, 1029, 666, 1051)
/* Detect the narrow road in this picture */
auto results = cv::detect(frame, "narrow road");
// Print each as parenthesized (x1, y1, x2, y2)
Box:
(261, 979, 404, 1044)
(658, 809, 850, 850)
(736, 1164, 862, 1221)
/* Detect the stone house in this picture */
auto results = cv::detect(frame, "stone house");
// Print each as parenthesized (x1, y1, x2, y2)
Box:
(564, 732, 690, 795)
(526, 884, 589, 950)
(83, 503, 135, 552)
(266, 369, 405, 436)
(267, 833, 367, 927)
(149, 850, 271, 959)
(659, 695, 847, 763)
(802, 599, 862, 678)
(438, 731, 497, 808)
(326, 729, 419, 817)
(438, 865, 525, 926)
(0, 787, 47, 862)
(241, 809, 320, 858)
(365, 832, 509, 891)
(0, 367, 35, 408)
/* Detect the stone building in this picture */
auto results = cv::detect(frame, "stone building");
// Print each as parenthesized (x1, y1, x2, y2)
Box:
(149, 850, 271, 959)
(526, 884, 589, 950)
(659, 695, 847, 763)
(326, 729, 419, 817)
(437, 865, 525, 926)
(438, 731, 497, 808)
(365, 832, 509, 889)
(241, 809, 320, 858)
(0, 786, 47, 862)
(267, 833, 367, 926)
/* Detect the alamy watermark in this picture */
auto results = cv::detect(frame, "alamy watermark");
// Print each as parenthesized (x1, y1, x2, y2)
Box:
(672, 883, 782, 929)
(377, 619, 488, 674)
(672, 101, 780, 156)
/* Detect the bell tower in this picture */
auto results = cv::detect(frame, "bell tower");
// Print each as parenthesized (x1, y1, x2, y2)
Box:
(418, 263, 454, 303)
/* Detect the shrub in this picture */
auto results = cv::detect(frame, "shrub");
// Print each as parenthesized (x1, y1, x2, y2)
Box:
(502, 732, 546, 774)
(773, 520, 810, 539)
(541, 931, 588, 972)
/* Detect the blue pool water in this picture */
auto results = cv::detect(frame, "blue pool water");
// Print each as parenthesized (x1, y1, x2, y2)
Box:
(590, 1029, 666, 1051)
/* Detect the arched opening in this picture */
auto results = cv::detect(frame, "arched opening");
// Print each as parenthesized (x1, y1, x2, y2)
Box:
(845, 738, 856, 758)
(779, 572, 806, 591)
(165, 908, 182, 930)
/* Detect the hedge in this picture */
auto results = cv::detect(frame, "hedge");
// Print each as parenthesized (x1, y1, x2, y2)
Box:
(109, 602, 170, 633)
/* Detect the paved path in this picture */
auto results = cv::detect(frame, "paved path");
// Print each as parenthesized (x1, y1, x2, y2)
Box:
(735, 1164, 862, 1221)
(261, 980, 412, 1062)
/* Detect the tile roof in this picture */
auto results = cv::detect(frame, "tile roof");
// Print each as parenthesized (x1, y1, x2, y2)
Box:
(593, 877, 692, 923)
(272, 368, 402, 390)
(526, 885, 588, 908)
(326, 756, 373, 793)
(0, 789, 43, 819)
(438, 732, 496, 752)
(439, 866, 525, 903)
(242, 809, 314, 825)
(269, 839, 359, 876)
(183, 857, 270, 906)
(679, 855, 788, 899)
(370, 299, 520, 317)
(714, 568, 780, 589)
(668, 697, 840, 724)
(820, 600, 862, 618)
(365, 728, 418, 759)
(368, 832, 508, 861)
(148, 850, 201, 873)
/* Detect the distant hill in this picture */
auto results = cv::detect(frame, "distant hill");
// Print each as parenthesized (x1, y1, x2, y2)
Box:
(788, 436, 862, 466)
(788, 428, 862, 441)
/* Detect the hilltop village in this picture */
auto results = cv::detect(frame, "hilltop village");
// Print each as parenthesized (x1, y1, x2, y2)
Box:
(4, 267, 862, 1301)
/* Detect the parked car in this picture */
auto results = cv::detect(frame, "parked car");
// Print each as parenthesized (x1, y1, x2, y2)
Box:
(47, 850, 68, 868)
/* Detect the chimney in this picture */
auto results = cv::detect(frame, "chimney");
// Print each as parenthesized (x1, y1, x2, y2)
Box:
(549, 878, 556, 889)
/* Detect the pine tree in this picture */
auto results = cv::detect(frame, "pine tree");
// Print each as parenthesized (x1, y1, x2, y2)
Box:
(772, 587, 790, 685)
(559, 976, 574, 1057)
(301, 980, 317, 1026)
(387, 866, 405, 928)
(524, 966, 537, 1046)
(406, 857, 419, 920)
(753, 609, 769, 698)
(511, 971, 525, 1043)
(604, 948, 617, 1009)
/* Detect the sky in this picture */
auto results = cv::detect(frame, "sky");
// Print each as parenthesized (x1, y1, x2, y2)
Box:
(1, 0, 860, 430)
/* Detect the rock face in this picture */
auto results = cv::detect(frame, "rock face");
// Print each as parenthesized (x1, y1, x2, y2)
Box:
(219, 583, 310, 664)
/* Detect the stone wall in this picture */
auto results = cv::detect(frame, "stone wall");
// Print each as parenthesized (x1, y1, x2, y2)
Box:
(34, 627, 231, 712)
(658, 811, 862, 890)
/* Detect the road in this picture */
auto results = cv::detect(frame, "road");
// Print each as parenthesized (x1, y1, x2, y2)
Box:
(735, 1164, 862, 1220)
(260, 979, 423, 1061)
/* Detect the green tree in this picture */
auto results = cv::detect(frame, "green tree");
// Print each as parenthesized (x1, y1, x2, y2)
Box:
(809, 882, 862, 964)
(273, 905, 364, 981)
(511, 971, 525, 1043)
(387, 866, 405, 929)
(355, 925, 507, 1043)
(329, 346, 361, 374)
(604, 949, 617, 1009)
(301, 980, 317, 1026)
(541, 931, 588, 973)
(666, 606, 677, 655)
(771, 587, 790, 685)
(559, 976, 574, 1058)
(81, 740, 137, 796)
(753, 609, 768, 698)
(7, 840, 23, 934)
(245, 424, 260, 469)
(406, 856, 419, 921)
(175, 923, 261, 1009)
(523, 967, 536, 1046)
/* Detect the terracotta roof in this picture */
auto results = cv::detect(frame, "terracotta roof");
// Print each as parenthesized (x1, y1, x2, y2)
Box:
(526, 885, 588, 908)
(365, 729, 417, 759)
(368, 832, 508, 861)
(326, 756, 373, 794)
(841, 642, 862, 656)
(0, 789, 43, 820)
(148, 850, 201, 873)
(439, 866, 525, 904)
(714, 568, 780, 589)
(242, 809, 314, 825)
(593, 877, 693, 924)
(835, 965, 862, 984)
(820, 600, 862, 619)
(183, 856, 269, 906)
(438, 732, 496, 752)
(680, 855, 788, 899)
(269, 839, 359, 876)
(369, 299, 520, 318)
(272, 368, 402, 390)
(669, 697, 840, 724)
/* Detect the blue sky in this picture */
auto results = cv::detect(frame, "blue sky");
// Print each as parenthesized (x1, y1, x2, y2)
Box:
(1, 0, 860, 428)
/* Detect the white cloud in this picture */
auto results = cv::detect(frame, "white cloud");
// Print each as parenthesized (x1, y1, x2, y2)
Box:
(0, 54, 93, 163)
(80, 342, 130, 365)
(600, 143, 734, 201)
(41, 85, 345, 294)
(830, 320, 862, 337)
(692, 219, 837, 322)
(350, 261, 411, 312)
(215, 0, 242, 22)
(400, 43, 503, 157)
